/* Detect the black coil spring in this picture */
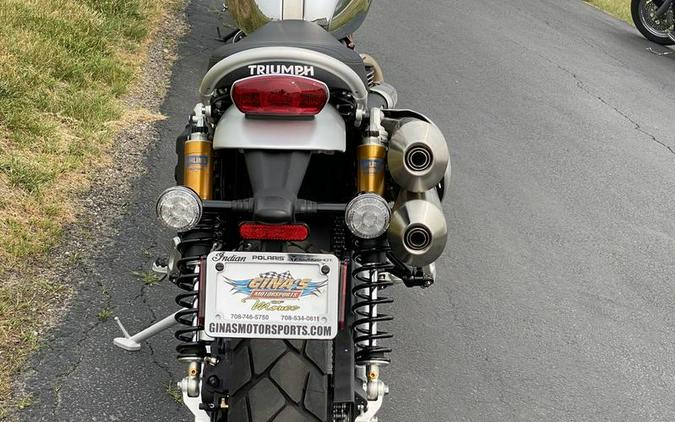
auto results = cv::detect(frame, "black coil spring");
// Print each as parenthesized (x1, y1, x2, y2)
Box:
(173, 217, 217, 360)
(351, 242, 394, 365)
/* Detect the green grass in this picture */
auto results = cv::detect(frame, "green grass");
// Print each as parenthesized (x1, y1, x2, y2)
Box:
(0, 0, 179, 262)
(133, 270, 163, 286)
(15, 394, 32, 410)
(166, 381, 183, 404)
(96, 308, 113, 322)
(586, 0, 632, 23)
(0, 0, 180, 414)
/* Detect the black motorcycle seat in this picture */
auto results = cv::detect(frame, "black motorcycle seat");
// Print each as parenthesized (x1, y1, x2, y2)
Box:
(208, 20, 367, 84)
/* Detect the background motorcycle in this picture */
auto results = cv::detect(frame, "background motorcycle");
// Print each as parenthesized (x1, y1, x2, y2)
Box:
(632, 0, 675, 44)
(114, 1, 450, 421)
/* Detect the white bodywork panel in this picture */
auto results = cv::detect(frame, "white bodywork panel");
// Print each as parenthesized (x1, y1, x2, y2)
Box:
(251, 0, 338, 22)
(213, 105, 346, 152)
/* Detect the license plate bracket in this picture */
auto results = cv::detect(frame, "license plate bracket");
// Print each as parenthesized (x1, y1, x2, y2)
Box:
(203, 251, 339, 340)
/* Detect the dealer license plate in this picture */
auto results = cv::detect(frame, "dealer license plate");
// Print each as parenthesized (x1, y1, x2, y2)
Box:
(203, 251, 339, 340)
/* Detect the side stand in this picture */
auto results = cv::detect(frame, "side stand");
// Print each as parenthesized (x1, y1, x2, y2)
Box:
(113, 311, 180, 352)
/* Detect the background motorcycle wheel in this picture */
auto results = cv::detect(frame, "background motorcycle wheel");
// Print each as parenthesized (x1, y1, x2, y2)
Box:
(631, 0, 675, 45)
(218, 339, 332, 422)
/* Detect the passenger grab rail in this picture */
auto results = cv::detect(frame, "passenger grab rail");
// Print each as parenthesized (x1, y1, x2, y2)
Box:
(199, 46, 369, 125)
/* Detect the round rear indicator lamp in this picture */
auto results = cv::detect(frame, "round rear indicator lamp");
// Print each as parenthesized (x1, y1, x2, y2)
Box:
(345, 193, 391, 239)
(156, 186, 203, 232)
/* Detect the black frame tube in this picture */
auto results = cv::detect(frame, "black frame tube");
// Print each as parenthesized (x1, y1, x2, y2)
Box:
(202, 199, 346, 215)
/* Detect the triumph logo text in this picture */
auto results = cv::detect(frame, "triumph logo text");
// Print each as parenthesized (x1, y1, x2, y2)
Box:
(248, 64, 315, 77)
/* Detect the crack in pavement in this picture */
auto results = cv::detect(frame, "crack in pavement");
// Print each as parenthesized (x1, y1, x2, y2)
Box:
(47, 268, 113, 417)
(504, 34, 675, 156)
(147, 342, 177, 382)
(138, 266, 179, 381)
(564, 68, 675, 156)
(49, 317, 105, 418)
(46, 268, 160, 417)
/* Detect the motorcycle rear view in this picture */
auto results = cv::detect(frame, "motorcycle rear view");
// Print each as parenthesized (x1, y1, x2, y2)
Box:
(113, 1, 451, 421)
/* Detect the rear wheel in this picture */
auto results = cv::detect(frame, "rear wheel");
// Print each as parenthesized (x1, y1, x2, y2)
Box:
(215, 339, 332, 422)
(632, 0, 675, 45)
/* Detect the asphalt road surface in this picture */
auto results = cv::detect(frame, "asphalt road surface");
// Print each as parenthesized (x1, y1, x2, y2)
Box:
(20, 0, 675, 421)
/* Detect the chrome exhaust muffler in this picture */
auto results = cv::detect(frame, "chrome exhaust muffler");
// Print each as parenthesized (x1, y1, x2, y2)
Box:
(388, 189, 448, 267)
(387, 118, 450, 193)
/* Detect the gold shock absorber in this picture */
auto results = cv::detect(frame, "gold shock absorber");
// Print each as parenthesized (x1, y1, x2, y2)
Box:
(357, 143, 386, 195)
(183, 133, 214, 200)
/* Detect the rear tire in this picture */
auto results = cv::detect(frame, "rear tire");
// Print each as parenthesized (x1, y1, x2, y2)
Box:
(222, 339, 331, 422)
(631, 0, 675, 45)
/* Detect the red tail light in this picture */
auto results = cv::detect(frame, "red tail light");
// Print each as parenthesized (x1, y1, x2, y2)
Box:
(231, 75, 329, 117)
(239, 222, 310, 241)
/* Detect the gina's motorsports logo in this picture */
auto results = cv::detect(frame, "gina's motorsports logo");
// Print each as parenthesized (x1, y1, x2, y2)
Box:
(225, 271, 327, 301)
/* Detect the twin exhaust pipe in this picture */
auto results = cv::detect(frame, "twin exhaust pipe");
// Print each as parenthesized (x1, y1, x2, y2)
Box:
(389, 190, 447, 267)
(385, 117, 450, 267)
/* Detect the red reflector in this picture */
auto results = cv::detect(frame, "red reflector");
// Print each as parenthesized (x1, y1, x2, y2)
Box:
(231, 75, 329, 117)
(239, 222, 310, 241)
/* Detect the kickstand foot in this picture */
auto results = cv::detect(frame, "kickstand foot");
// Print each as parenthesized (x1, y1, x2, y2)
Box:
(113, 312, 179, 352)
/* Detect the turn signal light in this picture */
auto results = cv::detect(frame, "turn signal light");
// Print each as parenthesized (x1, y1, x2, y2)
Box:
(239, 222, 310, 241)
(231, 75, 329, 117)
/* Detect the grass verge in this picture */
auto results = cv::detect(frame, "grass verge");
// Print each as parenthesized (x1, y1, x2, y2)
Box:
(0, 0, 181, 416)
(585, 0, 632, 23)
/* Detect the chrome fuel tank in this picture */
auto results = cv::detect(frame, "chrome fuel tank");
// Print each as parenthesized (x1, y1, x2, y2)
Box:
(226, 0, 372, 39)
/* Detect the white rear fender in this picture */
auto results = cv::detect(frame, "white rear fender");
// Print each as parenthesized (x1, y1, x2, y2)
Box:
(213, 105, 346, 152)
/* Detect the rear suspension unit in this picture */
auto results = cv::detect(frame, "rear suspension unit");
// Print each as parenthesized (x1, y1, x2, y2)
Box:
(182, 103, 214, 200)
(172, 216, 217, 362)
(351, 238, 394, 401)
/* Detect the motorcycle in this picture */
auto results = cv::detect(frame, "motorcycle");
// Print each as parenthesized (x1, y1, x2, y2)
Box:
(632, 0, 675, 45)
(113, 1, 450, 421)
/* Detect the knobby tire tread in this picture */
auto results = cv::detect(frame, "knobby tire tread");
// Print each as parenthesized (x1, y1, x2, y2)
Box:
(225, 339, 331, 422)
